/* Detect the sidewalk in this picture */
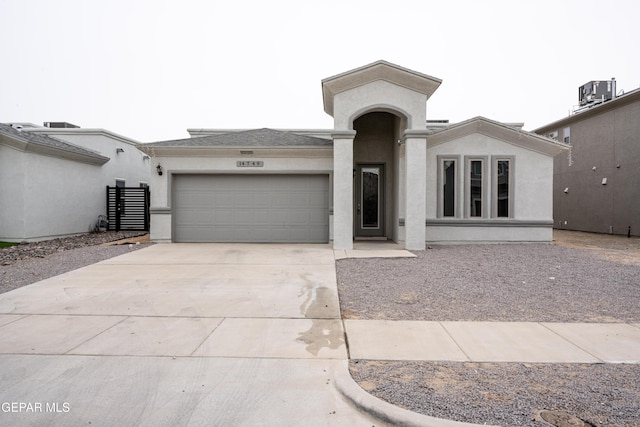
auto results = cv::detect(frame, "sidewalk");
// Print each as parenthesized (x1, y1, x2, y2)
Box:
(345, 320, 640, 363)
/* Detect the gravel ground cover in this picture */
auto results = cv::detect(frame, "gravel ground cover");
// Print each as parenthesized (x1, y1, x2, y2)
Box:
(338, 231, 640, 427)
(0, 231, 153, 294)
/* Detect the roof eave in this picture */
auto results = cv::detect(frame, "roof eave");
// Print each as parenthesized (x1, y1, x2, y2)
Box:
(428, 117, 570, 157)
(0, 132, 109, 165)
(140, 145, 333, 158)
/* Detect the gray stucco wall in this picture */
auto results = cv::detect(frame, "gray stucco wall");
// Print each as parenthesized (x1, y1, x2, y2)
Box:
(550, 97, 640, 236)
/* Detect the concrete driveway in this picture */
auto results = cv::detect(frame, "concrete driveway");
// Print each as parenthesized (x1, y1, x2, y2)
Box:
(0, 244, 386, 427)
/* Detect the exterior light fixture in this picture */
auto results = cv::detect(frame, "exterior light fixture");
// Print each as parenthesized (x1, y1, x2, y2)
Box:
(156, 164, 163, 176)
(142, 155, 150, 160)
(116, 148, 125, 153)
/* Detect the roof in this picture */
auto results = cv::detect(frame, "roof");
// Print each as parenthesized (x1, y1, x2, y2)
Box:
(534, 87, 640, 133)
(0, 123, 109, 165)
(145, 128, 333, 148)
(428, 116, 570, 157)
(322, 60, 442, 116)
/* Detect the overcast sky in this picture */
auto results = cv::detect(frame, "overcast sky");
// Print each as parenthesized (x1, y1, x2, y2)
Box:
(1, 0, 638, 142)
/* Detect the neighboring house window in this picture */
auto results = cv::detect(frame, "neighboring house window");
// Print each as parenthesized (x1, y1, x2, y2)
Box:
(548, 131, 558, 140)
(467, 158, 485, 217)
(563, 127, 570, 144)
(493, 156, 515, 218)
(437, 156, 460, 218)
(115, 179, 126, 188)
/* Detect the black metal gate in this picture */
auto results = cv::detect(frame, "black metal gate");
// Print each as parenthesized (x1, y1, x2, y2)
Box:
(106, 186, 150, 231)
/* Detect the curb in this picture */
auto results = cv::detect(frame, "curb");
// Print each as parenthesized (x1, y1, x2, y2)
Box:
(333, 360, 500, 427)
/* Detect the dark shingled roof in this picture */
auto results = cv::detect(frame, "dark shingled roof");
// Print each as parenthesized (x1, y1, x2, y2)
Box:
(146, 128, 333, 147)
(0, 123, 109, 160)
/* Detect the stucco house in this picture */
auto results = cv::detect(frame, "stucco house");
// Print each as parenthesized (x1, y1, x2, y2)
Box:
(534, 84, 640, 237)
(142, 61, 568, 249)
(0, 122, 150, 242)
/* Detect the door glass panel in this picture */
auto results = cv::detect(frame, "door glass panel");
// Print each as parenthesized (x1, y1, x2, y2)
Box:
(361, 167, 379, 228)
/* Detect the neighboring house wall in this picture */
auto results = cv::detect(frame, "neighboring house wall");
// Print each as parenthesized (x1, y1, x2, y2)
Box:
(23, 128, 152, 229)
(21, 152, 103, 239)
(534, 89, 640, 236)
(0, 143, 27, 239)
(26, 128, 151, 189)
(1, 123, 150, 242)
(0, 126, 109, 242)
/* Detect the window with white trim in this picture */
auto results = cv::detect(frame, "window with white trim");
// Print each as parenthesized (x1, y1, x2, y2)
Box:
(465, 156, 487, 218)
(493, 156, 514, 218)
(437, 156, 460, 218)
(438, 155, 515, 220)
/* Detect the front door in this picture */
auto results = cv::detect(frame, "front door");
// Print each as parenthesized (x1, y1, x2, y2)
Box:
(355, 164, 385, 238)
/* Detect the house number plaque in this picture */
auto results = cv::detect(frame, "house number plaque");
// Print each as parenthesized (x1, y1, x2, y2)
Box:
(236, 161, 264, 167)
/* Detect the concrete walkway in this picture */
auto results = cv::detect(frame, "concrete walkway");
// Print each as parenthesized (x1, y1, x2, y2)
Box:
(345, 319, 640, 363)
(0, 243, 638, 427)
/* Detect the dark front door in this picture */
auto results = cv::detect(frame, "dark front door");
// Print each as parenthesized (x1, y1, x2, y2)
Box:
(355, 164, 385, 238)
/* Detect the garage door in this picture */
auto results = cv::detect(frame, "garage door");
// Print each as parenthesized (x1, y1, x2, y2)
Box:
(173, 174, 329, 243)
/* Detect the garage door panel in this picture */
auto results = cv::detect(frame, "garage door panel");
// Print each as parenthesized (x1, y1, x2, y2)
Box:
(174, 174, 329, 243)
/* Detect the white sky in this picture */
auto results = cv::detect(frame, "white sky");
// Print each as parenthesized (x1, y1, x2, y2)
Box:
(1, 0, 639, 142)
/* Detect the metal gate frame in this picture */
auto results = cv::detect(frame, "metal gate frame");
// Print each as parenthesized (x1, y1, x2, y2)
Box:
(106, 186, 150, 231)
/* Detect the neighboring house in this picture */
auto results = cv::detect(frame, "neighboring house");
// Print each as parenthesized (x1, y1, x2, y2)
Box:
(0, 122, 151, 242)
(534, 85, 640, 237)
(142, 60, 568, 249)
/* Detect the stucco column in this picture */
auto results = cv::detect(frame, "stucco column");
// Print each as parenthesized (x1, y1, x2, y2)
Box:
(403, 130, 428, 250)
(332, 130, 356, 250)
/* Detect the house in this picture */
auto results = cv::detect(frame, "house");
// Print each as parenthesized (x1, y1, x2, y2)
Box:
(534, 84, 640, 237)
(142, 61, 568, 249)
(0, 122, 151, 242)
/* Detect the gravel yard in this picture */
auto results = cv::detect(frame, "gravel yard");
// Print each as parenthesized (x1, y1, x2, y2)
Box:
(338, 230, 640, 427)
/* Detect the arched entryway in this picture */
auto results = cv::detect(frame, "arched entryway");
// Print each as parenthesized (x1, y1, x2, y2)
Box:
(322, 60, 441, 250)
(353, 111, 405, 241)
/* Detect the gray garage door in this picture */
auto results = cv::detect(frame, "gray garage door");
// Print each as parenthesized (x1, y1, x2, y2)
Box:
(173, 174, 329, 243)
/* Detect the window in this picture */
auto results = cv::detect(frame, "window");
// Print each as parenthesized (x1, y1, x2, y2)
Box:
(139, 182, 149, 188)
(443, 160, 456, 216)
(115, 179, 126, 188)
(439, 155, 513, 220)
(437, 156, 460, 218)
(468, 159, 484, 217)
(496, 160, 510, 217)
(493, 156, 514, 218)
(563, 127, 570, 144)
